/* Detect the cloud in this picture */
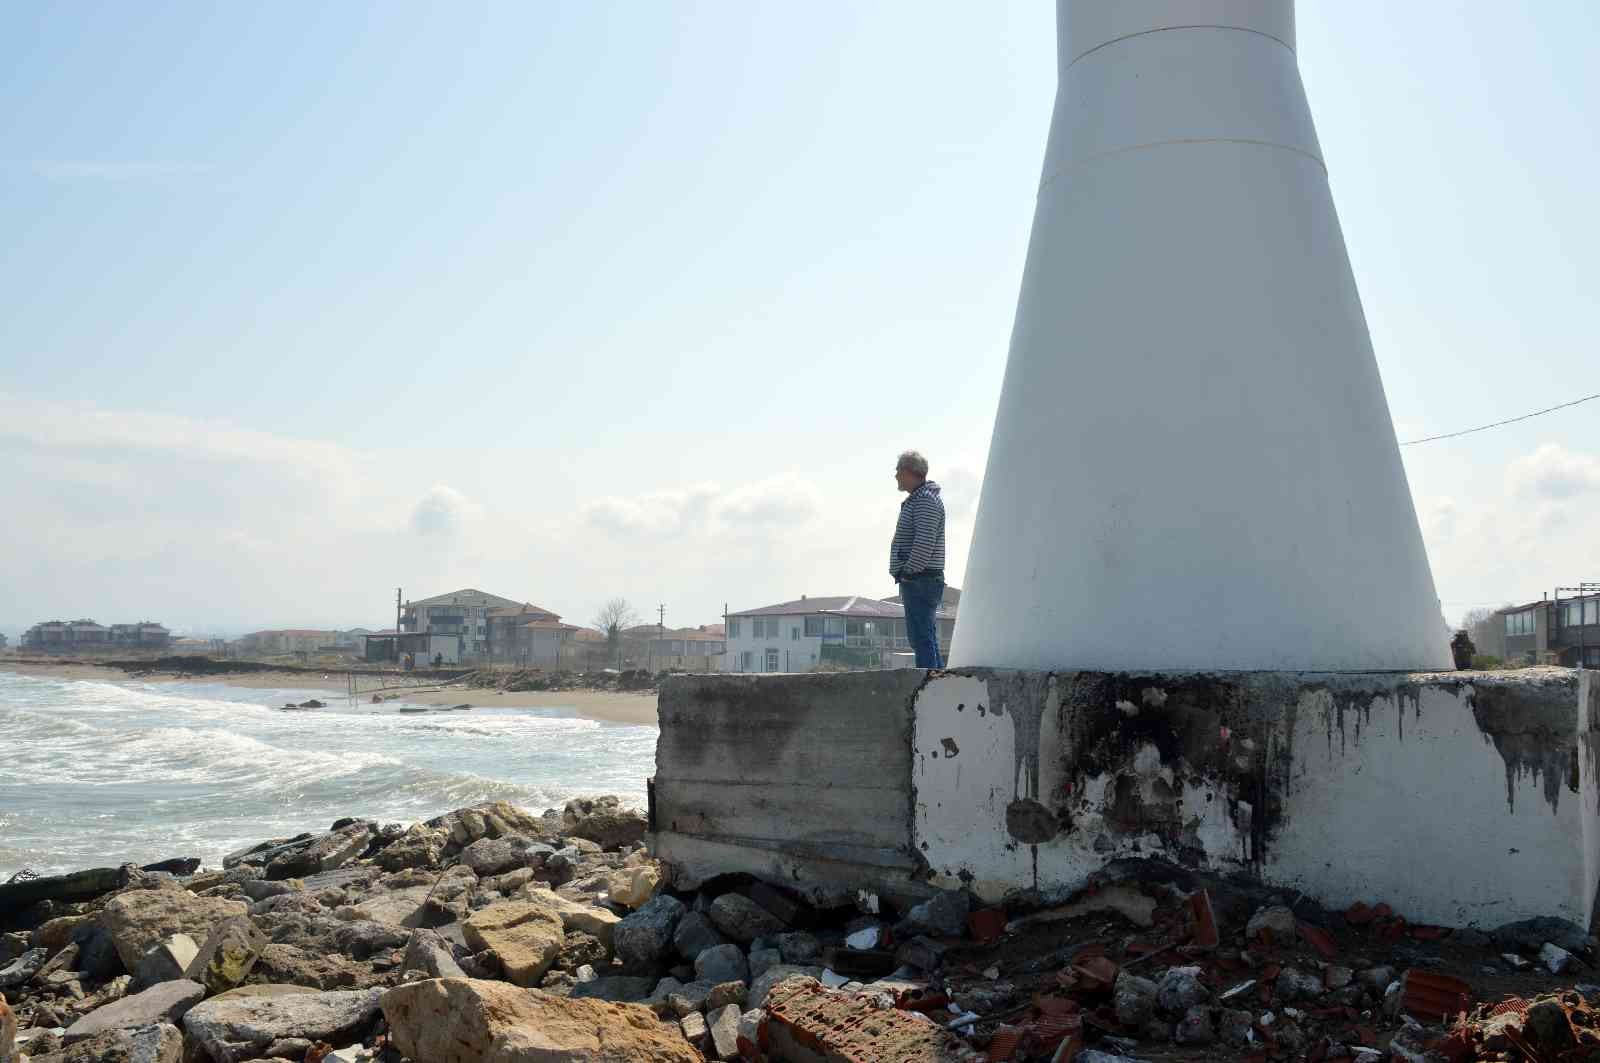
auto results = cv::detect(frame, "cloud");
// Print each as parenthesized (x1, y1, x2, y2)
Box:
(1420, 496, 1460, 541)
(0, 394, 430, 631)
(1507, 443, 1600, 501)
(715, 480, 820, 527)
(410, 485, 483, 538)
(583, 479, 817, 539)
(29, 161, 212, 181)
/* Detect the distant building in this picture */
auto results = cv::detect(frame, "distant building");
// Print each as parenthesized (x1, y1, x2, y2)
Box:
(486, 604, 567, 664)
(172, 637, 227, 654)
(402, 588, 530, 661)
(232, 630, 337, 656)
(364, 631, 461, 666)
(1498, 592, 1600, 668)
(22, 619, 169, 652)
(724, 594, 957, 673)
(624, 624, 727, 671)
(0, 633, 8, 650)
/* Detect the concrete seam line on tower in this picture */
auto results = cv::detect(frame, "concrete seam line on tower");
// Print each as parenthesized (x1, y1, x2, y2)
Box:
(1067, 24, 1295, 69)
(1039, 136, 1328, 194)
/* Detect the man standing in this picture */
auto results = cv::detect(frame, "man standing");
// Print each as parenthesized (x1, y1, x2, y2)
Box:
(890, 450, 947, 669)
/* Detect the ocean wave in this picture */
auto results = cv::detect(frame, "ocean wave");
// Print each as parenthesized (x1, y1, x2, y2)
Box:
(0, 668, 653, 877)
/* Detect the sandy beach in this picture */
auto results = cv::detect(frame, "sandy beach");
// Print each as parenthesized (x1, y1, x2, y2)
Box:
(0, 659, 661, 727)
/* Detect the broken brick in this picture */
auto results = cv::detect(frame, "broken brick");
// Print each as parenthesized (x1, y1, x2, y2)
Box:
(1188, 888, 1220, 950)
(1400, 970, 1473, 1022)
(764, 977, 970, 1062)
(1298, 923, 1337, 960)
(968, 908, 1007, 945)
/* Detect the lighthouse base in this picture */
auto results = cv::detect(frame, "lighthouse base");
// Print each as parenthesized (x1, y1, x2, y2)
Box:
(652, 667, 1600, 929)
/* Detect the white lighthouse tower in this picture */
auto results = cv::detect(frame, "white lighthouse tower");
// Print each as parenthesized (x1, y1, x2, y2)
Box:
(950, 0, 1450, 673)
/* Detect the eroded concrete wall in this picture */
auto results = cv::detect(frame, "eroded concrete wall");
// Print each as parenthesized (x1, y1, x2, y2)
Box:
(652, 671, 931, 907)
(913, 667, 1596, 928)
(652, 667, 1597, 928)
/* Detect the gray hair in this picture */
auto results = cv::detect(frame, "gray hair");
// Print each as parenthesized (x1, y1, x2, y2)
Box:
(896, 450, 929, 477)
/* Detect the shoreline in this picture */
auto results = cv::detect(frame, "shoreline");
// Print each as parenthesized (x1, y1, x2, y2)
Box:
(0, 659, 661, 728)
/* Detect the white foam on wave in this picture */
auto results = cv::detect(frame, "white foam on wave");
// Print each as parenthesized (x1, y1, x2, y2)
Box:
(0, 668, 654, 876)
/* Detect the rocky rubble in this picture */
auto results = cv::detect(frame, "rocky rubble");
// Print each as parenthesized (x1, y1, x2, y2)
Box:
(9, 799, 1600, 1063)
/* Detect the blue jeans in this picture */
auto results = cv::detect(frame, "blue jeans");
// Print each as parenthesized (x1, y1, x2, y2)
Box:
(900, 573, 945, 669)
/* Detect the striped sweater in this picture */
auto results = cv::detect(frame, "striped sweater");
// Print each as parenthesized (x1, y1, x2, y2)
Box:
(889, 481, 946, 581)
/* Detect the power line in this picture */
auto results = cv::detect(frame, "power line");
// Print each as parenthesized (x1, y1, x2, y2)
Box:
(1400, 392, 1600, 446)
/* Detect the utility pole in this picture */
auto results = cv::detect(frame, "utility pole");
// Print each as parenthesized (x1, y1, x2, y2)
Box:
(648, 603, 664, 672)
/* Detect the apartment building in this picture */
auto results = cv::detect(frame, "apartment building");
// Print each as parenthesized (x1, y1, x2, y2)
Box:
(724, 594, 956, 673)
(401, 588, 528, 661)
(22, 619, 170, 651)
(1499, 591, 1600, 668)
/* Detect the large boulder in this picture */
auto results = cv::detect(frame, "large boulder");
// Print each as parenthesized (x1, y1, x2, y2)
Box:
(428, 803, 554, 852)
(514, 886, 621, 947)
(181, 986, 383, 1063)
(614, 896, 686, 970)
(401, 929, 465, 980)
(0, 948, 47, 990)
(694, 944, 749, 986)
(708, 894, 786, 944)
(561, 796, 647, 851)
(673, 912, 729, 963)
(462, 904, 564, 988)
(460, 836, 547, 877)
(184, 918, 267, 996)
(63, 981, 204, 1044)
(249, 945, 380, 991)
(381, 977, 701, 1063)
(133, 935, 199, 989)
(32, 1022, 183, 1063)
(345, 865, 476, 928)
(264, 824, 373, 881)
(374, 826, 446, 872)
(605, 866, 659, 909)
(100, 888, 249, 971)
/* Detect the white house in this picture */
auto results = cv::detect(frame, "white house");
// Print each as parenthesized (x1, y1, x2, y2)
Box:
(723, 593, 957, 673)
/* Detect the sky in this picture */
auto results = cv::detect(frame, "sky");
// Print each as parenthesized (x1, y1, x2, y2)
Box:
(1, 1, 1596, 639)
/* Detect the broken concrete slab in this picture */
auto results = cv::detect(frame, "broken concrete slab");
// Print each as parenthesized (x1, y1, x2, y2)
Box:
(380, 978, 700, 1063)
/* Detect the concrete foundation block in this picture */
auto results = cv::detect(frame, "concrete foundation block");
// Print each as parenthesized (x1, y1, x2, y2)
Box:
(653, 667, 1599, 929)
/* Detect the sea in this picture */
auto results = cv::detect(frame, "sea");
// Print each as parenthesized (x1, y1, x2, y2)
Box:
(0, 669, 657, 878)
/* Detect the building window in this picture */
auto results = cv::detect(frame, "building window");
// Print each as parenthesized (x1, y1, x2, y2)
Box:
(1587, 600, 1600, 625)
(846, 620, 865, 637)
(803, 616, 825, 637)
(791, 627, 799, 640)
(728, 620, 741, 638)
(1505, 611, 1534, 637)
(765, 648, 780, 671)
(741, 650, 754, 671)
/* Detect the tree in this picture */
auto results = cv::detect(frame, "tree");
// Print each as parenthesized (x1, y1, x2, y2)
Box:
(1462, 604, 1514, 663)
(592, 598, 638, 669)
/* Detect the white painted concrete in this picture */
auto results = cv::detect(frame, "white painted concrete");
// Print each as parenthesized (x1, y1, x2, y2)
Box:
(1267, 683, 1590, 928)
(911, 670, 1596, 928)
(952, 0, 1450, 672)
